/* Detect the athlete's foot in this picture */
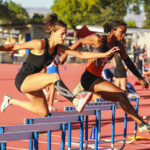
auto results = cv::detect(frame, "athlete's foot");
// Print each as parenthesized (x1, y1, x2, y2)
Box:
(1, 95, 12, 112)
(75, 92, 93, 112)
(138, 122, 150, 132)
(48, 106, 57, 111)
(54, 99, 61, 102)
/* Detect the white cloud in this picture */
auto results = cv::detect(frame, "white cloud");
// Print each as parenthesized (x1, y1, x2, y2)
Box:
(124, 12, 146, 27)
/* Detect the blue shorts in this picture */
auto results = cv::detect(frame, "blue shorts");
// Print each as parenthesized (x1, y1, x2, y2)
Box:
(46, 64, 59, 74)
(103, 68, 114, 81)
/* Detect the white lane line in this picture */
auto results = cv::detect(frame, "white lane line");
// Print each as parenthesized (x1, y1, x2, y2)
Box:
(7, 147, 28, 150)
(42, 134, 80, 140)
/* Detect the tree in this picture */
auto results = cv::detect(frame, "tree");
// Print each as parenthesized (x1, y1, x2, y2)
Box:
(89, 0, 127, 26)
(7, 1, 29, 23)
(142, 0, 150, 28)
(0, 0, 29, 24)
(32, 13, 45, 23)
(51, 0, 142, 29)
(0, 0, 10, 22)
(51, 0, 96, 29)
(127, 21, 137, 27)
(128, 0, 141, 15)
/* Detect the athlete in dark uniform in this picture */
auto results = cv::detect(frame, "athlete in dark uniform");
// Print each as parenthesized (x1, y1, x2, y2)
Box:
(114, 53, 126, 78)
(114, 53, 127, 91)
(15, 38, 57, 92)
(0, 14, 117, 116)
(70, 20, 150, 133)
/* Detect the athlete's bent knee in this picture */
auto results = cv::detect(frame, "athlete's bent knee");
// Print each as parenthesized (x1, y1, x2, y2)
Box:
(38, 109, 49, 117)
(117, 92, 127, 101)
(48, 73, 60, 84)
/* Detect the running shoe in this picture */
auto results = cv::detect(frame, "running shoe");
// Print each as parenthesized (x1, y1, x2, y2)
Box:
(54, 99, 61, 102)
(138, 122, 150, 132)
(49, 106, 57, 111)
(127, 92, 140, 99)
(1, 95, 12, 112)
(76, 92, 93, 112)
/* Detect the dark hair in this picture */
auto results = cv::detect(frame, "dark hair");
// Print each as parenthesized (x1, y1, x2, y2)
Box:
(103, 20, 127, 33)
(44, 13, 67, 34)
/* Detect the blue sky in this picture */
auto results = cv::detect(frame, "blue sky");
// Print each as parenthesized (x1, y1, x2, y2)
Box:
(10, 0, 54, 8)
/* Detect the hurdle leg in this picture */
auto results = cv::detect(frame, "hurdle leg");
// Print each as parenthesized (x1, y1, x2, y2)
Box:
(133, 98, 139, 138)
(111, 105, 115, 149)
(67, 107, 72, 150)
(47, 130, 51, 150)
(85, 115, 88, 149)
(80, 115, 84, 150)
(0, 143, 6, 150)
(0, 127, 5, 150)
(94, 110, 99, 150)
(25, 119, 33, 150)
(126, 97, 139, 143)
(64, 107, 72, 150)
(98, 110, 101, 140)
(33, 132, 38, 150)
(47, 115, 51, 150)
(61, 123, 66, 150)
(119, 113, 127, 149)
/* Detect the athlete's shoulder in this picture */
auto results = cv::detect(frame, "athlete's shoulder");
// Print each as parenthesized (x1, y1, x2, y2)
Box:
(30, 39, 45, 49)
(94, 34, 105, 47)
(89, 33, 100, 40)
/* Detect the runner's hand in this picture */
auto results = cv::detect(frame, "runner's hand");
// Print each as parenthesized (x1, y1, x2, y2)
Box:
(140, 79, 149, 89)
(105, 47, 120, 58)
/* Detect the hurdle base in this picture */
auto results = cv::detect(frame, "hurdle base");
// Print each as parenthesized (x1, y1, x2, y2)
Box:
(70, 141, 113, 150)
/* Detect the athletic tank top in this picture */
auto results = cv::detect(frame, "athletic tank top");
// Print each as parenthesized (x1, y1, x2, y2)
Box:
(114, 53, 125, 71)
(86, 35, 112, 77)
(22, 39, 58, 74)
(114, 53, 126, 77)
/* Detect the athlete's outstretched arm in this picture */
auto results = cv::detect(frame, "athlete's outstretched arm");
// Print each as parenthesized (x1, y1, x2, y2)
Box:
(69, 34, 102, 50)
(119, 44, 148, 89)
(57, 44, 120, 60)
(0, 40, 43, 51)
(58, 53, 68, 65)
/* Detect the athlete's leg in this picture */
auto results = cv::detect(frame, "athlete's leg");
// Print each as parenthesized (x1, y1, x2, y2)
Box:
(2, 73, 59, 115)
(21, 73, 59, 93)
(119, 78, 127, 91)
(47, 84, 57, 111)
(9, 90, 49, 116)
(1, 72, 92, 114)
(1, 73, 57, 115)
(115, 77, 127, 91)
(73, 82, 84, 96)
(114, 78, 120, 88)
(89, 78, 143, 125)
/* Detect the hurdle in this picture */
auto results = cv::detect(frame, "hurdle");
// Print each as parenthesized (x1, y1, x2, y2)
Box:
(25, 105, 113, 150)
(64, 96, 139, 150)
(124, 97, 139, 143)
(0, 97, 139, 150)
(26, 109, 97, 150)
(93, 97, 140, 145)
(86, 100, 127, 149)
(25, 114, 82, 150)
(0, 122, 66, 150)
(64, 102, 124, 150)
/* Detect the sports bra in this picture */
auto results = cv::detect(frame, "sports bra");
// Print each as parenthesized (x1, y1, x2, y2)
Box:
(22, 39, 58, 74)
(86, 35, 116, 77)
(86, 35, 109, 77)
